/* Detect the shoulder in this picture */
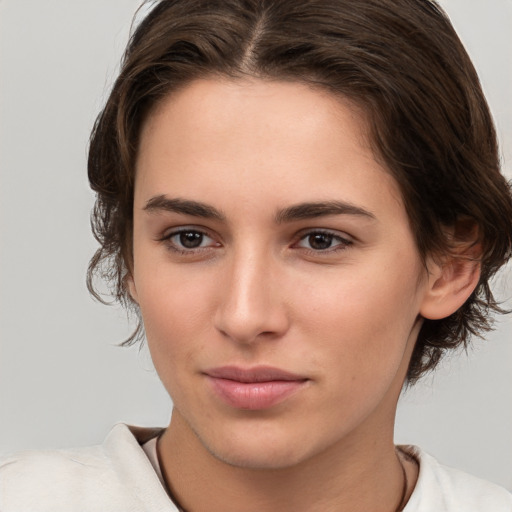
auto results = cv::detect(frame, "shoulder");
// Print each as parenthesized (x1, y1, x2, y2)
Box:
(403, 446, 512, 512)
(0, 424, 175, 512)
(0, 443, 119, 512)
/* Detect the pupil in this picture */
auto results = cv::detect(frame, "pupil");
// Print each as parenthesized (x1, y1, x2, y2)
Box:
(309, 233, 332, 250)
(180, 231, 203, 248)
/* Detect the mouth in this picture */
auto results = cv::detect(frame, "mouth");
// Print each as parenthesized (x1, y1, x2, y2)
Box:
(203, 366, 309, 410)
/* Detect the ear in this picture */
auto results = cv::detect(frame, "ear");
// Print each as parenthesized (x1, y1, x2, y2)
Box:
(125, 274, 139, 304)
(420, 238, 481, 321)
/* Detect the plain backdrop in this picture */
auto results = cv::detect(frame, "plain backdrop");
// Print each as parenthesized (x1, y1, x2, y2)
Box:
(1, 0, 511, 491)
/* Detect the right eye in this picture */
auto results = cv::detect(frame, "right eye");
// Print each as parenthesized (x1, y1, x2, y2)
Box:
(162, 228, 219, 253)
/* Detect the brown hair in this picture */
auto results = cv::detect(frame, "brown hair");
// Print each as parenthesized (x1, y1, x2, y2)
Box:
(87, 0, 512, 383)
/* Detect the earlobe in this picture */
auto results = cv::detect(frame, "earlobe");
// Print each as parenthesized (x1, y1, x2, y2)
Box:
(126, 275, 139, 304)
(420, 254, 481, 320)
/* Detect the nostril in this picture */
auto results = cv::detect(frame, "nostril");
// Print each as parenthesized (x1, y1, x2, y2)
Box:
(213, 303, 289, 345)
(213, 258, 290, 344)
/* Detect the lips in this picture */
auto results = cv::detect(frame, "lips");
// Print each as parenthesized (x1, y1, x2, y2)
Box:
(204, 366, 309, 410)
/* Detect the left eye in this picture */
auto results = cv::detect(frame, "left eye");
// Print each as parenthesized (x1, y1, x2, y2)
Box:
(167, 230, 216, 250)
(296, 231, 351, 251)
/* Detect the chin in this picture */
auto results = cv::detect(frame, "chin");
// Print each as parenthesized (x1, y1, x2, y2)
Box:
(205, 441, 307, 470)
(191, 420, 322, 471)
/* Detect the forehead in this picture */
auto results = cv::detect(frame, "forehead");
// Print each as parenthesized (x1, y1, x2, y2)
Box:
(135, 78, 404, 219)
(139, 78, 369, 159)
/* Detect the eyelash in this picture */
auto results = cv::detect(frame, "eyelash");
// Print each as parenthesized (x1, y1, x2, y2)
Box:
(294, 230, 353, 254)
(158, 228, 353, 255)
(159, 228, 218, 255)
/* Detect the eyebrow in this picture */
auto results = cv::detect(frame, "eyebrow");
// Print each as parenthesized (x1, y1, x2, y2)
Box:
(143, 196, 226, 221)
(143, 195, 375, 223)
(275, 201, 376, 223)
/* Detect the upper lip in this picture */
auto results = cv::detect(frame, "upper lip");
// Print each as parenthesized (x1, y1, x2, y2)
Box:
(204, 366, 308, 383)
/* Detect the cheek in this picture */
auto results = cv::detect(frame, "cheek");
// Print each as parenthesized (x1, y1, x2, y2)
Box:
(133, 259, 217, 378)
(294, 254, 424, 378)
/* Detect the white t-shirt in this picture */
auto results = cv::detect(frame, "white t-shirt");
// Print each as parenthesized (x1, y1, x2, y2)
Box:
(1, 423, 510, 511)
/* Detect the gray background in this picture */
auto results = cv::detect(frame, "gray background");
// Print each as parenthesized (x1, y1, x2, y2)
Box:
(1, 0, 511, 490)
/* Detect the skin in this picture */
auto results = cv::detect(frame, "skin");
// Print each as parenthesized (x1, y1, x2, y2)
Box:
(128, 78, 479, 512)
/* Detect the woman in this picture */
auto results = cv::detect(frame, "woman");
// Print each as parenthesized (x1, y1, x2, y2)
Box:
(2, 0, 511, 510)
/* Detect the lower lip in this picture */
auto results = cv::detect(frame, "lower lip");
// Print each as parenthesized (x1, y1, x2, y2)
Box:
(207, 377, 307, 410)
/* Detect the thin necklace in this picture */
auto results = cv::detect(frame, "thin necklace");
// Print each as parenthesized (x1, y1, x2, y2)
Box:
(395, 447, 409, 512)
(158, 438, 409, 512)
(169, 466, 408, 512)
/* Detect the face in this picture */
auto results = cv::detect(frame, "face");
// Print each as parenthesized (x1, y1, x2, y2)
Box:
(130, 78, 431, 469)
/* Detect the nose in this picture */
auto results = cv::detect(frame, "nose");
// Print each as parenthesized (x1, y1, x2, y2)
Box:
(214, 249, 290, 345)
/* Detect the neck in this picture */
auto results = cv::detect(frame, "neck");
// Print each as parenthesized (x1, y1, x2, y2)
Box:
(158, 409, 408, 512)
